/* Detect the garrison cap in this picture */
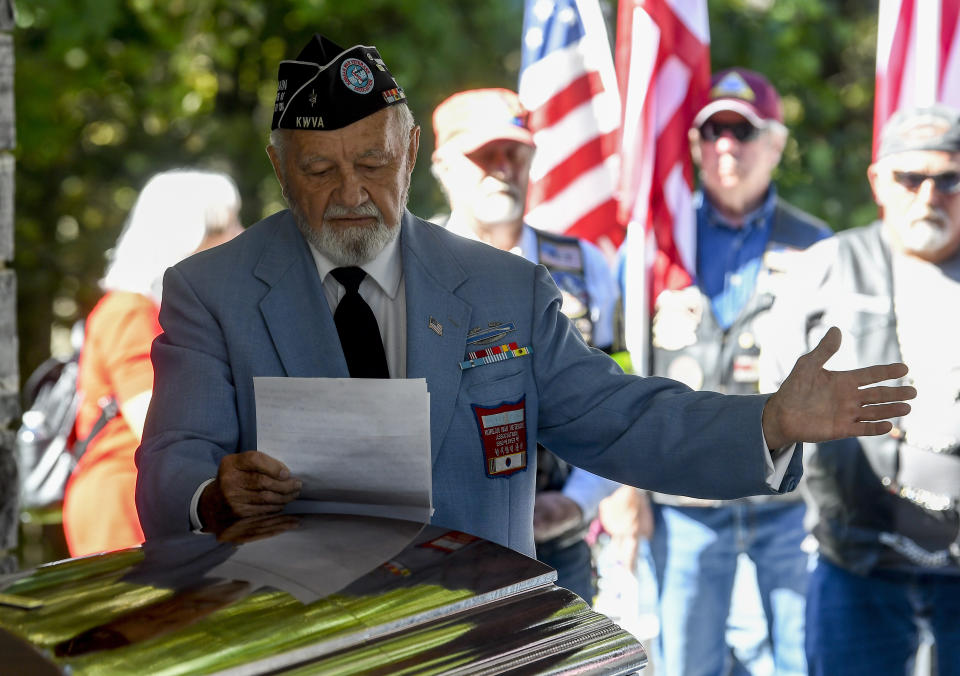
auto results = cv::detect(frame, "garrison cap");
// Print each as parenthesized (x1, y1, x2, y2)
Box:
(271, 33, 406, 131)
(877, 104, 960, 159)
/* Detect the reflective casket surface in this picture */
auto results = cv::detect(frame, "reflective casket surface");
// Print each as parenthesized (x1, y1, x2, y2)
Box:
(0, 514, 646, 674)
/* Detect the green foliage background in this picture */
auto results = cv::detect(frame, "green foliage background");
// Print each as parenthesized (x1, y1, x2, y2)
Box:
(13, 0, 880, 381)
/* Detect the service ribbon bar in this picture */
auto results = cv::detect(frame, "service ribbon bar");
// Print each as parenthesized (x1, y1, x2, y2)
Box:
(460, 345, 532, 371)
(468, 342, 519, 361)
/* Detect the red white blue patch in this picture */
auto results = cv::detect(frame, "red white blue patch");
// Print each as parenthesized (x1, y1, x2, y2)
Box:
(382, 87, 406, 103)
(340, 58, 374, 94)
(472, 398, 528, 478)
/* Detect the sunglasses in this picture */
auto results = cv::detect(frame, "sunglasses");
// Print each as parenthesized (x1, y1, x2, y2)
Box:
(698, 120, 763, 143)
(892, 170, 960, 194)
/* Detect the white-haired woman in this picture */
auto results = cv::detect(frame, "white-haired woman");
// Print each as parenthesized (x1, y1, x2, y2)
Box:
(63, 170, 244, 556)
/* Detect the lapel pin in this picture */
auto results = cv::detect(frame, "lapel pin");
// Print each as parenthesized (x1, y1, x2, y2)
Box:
(466, 321, 516, 346)
(429, 316, 443, 336)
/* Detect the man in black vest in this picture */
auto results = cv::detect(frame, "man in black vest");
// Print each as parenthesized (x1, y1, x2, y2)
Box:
(769, 104, 960, 676)
(430, 88, 620, 603)
(645, 68, 832, 676)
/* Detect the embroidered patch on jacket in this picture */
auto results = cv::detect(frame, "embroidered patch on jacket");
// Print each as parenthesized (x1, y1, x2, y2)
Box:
(472, 397, 528, 477)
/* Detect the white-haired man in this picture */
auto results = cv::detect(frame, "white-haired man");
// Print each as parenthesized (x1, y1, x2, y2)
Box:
(770, 104, 960, 676)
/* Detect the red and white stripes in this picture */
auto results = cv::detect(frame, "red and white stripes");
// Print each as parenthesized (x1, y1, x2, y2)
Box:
(616, 0, 710, 366)
(519, 0, 622, 255)
(875, 0, 960, 158)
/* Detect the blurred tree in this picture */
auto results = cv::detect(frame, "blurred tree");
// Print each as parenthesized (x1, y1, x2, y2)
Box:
(13, 0, 524, 378)
(13, 0, 881, 381)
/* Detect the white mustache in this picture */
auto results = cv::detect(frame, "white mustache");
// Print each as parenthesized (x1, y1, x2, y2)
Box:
(324, 202, 382, 219)
(478, 176, 521, 199)
(910, 207, 948, 226)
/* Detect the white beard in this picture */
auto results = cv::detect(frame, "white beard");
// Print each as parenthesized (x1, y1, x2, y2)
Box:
(287, 191, 403, 267)
(472, 176, 525, 225)
(898, 209, 952, 257)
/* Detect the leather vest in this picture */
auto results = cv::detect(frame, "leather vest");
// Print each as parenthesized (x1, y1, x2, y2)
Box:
(650, 198, 830, 506)
(534, 229, 595, 348)
(804, 223, 960, 574)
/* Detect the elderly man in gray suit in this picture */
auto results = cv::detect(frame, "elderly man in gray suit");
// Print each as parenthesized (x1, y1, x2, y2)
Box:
(135, 34, 915, 565)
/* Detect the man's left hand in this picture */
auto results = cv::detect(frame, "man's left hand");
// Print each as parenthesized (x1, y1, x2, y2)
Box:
(534, 491, 584, 543)
(762, 326, 917, 449)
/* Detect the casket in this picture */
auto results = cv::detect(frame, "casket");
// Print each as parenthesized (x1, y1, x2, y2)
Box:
(0, 514, 647, 674)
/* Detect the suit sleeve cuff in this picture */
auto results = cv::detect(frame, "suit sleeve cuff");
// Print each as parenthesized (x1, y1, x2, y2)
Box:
(190, 479, 216, 531)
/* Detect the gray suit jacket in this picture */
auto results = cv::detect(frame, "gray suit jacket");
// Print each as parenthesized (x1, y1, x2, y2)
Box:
(136, 210, 802, 556)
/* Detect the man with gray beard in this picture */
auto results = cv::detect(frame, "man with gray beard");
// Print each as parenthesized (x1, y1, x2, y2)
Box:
(430, 88, 619, 602)
(767, 105, 960, 675)
(136, 34, 916, 573)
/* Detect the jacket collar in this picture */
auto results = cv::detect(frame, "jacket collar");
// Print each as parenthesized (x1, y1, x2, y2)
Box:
(399, 211, 472, 453)
(252, 210, 473, 456)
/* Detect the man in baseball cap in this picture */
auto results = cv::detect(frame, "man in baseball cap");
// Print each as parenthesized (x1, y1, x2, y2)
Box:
(431, 87, 620, 603)
(643, 67, 832, 676)
(769, 104, 960, 675)
(431, 88, 536, 250)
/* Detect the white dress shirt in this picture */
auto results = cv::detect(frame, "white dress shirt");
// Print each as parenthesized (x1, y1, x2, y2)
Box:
(190, 232, 407, 529)
(307, 232, 407, 379)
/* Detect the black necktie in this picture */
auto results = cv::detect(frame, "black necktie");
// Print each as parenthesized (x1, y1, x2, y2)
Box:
(331, 267, 390, 378)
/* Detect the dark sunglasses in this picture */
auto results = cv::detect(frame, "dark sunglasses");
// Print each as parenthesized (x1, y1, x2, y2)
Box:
(698, 120, 762, 143)
(892, 170, 960, 194)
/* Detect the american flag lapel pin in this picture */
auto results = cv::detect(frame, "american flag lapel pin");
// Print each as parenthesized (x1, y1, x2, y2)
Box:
(429, 316, 443, 336)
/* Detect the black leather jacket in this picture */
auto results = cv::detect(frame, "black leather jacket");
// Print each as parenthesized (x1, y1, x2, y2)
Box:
(773, 222, 960, 575)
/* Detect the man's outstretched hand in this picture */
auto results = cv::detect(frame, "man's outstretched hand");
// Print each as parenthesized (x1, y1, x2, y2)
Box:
(198, 450, 302, 531)
(762, 327, 917, 450)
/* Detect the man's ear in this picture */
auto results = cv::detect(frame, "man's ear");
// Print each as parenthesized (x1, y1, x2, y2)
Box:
(866, 162, 884, 205)
(767, 126, 788, 166)
(688, 127, 702, 166)
(266, 144, 285, 190)
(407, 125, 421, 174)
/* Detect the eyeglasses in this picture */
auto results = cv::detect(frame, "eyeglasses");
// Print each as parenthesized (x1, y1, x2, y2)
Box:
(891, 170, 960, 194)
(698, 120, 763, 143)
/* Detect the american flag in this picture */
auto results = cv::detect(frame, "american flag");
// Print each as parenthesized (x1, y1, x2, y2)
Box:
(519, 0, 622, 254)
(874, 0, 960, 158)
(616, 0, 710, 366)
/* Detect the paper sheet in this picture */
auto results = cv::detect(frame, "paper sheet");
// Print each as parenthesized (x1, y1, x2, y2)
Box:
(254, 377, 432, 523)
(207, 515, 425, 604)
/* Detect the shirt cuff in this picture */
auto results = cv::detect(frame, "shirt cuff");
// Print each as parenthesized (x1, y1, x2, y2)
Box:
(562, 468, 620, 520)
(761, 428, 797, 491)
(190, 478, 216, 531)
